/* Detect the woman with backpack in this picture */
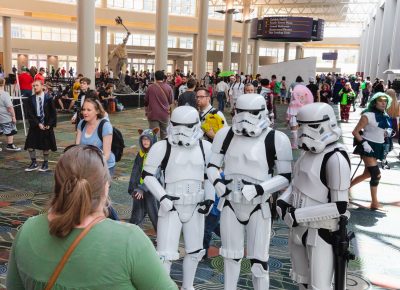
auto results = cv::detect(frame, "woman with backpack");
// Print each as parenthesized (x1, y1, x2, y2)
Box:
(75, 98, 119, 220)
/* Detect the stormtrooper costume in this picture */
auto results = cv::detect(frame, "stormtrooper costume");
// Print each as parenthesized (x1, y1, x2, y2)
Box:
(142, 106, 214, 290)
(277, 103, 351, 290)
(207, 94, 293, 290)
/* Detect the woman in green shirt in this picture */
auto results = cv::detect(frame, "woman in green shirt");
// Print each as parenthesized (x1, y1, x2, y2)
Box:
(6, 145, 177, 290)
(339, 82, 356, 122)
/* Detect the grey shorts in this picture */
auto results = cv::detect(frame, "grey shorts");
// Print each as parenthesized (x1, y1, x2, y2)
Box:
(0, 122, 17, 136)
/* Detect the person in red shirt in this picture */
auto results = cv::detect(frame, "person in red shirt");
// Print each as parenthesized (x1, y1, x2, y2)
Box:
(174, 70, 182, 101)
(61, 67, 66, 78)
(34, 67, 45, 85)
(18, 67, 34, 97)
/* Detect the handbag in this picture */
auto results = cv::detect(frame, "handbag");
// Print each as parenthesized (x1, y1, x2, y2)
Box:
(44, 216, 105, 290)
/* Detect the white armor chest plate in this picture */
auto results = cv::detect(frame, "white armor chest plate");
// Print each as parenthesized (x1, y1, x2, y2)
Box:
(165, 145, 204, 184)
(224, 131, 270, 182)
(292, 151, 329, 207)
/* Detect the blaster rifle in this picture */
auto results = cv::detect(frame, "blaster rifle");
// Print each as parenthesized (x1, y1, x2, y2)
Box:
(332, 215, 355, 290)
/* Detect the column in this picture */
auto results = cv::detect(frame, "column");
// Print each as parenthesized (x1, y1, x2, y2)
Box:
(197, 0, 208, 78)
(252, 39, 259, 76)
(222, 0, 234, 71)
(101, 0, 107, 8)
(377, 0, 396, 80)
(364, 17, 376, 77)
(239, 0, 251, 74)
(358, 30, 365, 73)
(77, 0, 95, 84)
(388, 0, 400, 81)
(155, 0, 169, 71)
(332, 49, 338, 69)
(2, 16, 12, 75)
(369, 5, 384, 79)
(100, 26, 108, 70)
(362, 24, 371, 76)
(192, 34, 198, 76)
(284, 42, 290, 62)
(110, 32, 115, 45)
(239, 23, 250, 73)
(295, 45, 303, 59)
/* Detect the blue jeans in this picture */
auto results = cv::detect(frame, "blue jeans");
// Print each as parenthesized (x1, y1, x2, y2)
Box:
(217, 92, 225, 112)
(203, 213, 221, 253)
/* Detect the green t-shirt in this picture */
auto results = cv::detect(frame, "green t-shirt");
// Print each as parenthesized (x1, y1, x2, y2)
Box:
(339, 89, 356, 105)
(7, 214, 177, 290)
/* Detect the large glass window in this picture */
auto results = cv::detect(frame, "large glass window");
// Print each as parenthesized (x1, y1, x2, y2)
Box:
(169, 0, 195, 16)
(231, 63, 238, 72)
(207, 40, 214, 51)
(231, 42, 239, 53)
(168, 36, 177, 48)
(10, 23, 77, 42)
(167, 60, 174, 74)
(179, 37, 193, 49)
(183, 60, 193, 75)
(130, 58, 147, 72)
(215, 40, 224, 52)
(28, 54, 47, 70)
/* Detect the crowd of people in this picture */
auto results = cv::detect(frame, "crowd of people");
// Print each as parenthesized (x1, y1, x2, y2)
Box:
(1, 63, 400, 289)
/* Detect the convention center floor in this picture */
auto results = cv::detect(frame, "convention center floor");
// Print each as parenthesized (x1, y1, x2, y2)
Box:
(1, 103, 399, 289)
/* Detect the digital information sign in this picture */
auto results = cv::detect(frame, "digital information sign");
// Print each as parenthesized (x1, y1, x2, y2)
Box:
(250, 17, 324, 42)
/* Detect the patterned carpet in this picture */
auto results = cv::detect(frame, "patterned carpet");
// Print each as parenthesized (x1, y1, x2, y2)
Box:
(1, 102, 399, 289)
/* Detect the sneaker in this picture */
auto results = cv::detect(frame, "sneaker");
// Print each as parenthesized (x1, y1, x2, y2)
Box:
(39, 161, 49, 172)
(6, 144, 21, 152)
(25, 161, 39, 172)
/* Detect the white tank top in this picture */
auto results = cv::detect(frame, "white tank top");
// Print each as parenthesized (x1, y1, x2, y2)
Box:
(362, 112, 385, 143)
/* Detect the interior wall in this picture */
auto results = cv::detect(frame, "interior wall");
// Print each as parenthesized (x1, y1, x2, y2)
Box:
(258, 57, 317, 85)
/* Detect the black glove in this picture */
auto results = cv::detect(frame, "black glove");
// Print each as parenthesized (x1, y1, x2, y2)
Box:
(276, 199, 290, 219)
(198, 199, 214, 214)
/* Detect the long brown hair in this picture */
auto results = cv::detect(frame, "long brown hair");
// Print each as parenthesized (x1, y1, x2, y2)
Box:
(49, 145, 111, 238)
(386, 89, 400, 118)
(82, 98, 106, 119)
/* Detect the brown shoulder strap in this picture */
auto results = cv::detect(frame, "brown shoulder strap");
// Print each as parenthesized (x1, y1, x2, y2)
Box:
(155, 82, 170, 104)
(45, 216, 105, 290)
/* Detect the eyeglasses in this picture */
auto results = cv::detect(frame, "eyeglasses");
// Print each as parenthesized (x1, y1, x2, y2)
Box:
(196, 95, 208, 99)
(63, 144, 105, 167)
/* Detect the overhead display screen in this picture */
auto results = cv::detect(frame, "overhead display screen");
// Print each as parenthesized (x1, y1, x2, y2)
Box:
(250, 17, 324, 42)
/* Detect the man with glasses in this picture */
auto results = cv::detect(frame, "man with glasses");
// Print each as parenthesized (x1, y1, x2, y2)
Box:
(24, 80, 57, 172)
(197, 87, 227, 142)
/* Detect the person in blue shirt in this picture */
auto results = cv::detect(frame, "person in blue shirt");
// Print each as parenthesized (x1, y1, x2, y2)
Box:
(75, 98, 118, 219)
(76, 99, 115, 173)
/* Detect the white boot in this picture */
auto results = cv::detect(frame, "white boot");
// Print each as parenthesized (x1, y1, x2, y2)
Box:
(162, 259, 172, 275)
(182, 250, 205, 290)
(251, 263, 269, 290)
(224, 258, 242, 290)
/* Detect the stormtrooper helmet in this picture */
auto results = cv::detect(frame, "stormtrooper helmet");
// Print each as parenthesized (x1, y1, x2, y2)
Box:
(297, 103, 341, 153)
(167, 106, 203, 147)
(232, 94, 270, 137)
